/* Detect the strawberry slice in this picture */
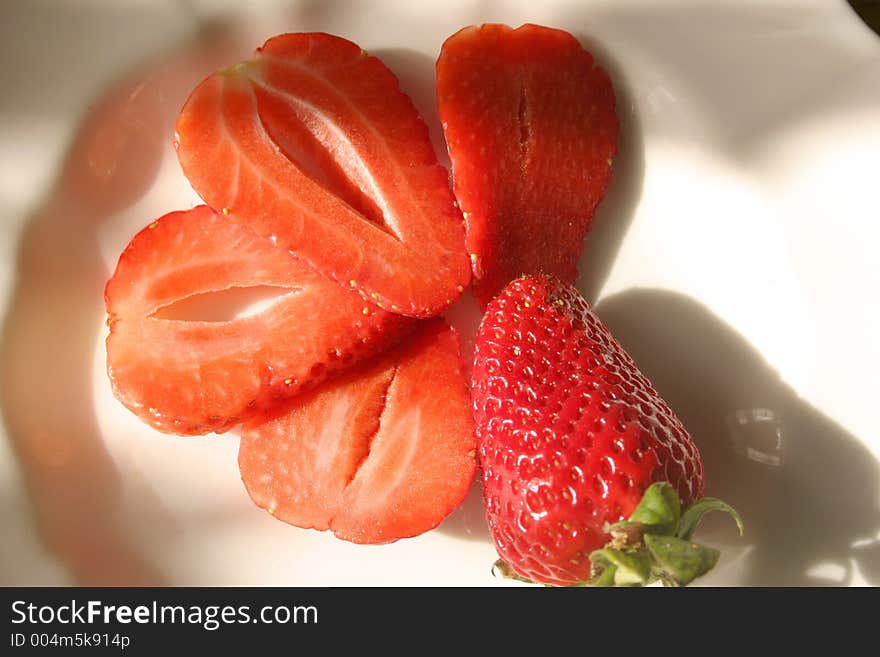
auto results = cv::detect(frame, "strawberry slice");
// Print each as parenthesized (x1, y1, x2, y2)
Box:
(238, 320, 476, 544)
(175, 32, 471, 319)
(436, 24, 619, 306)
(105, 205, 413, 435)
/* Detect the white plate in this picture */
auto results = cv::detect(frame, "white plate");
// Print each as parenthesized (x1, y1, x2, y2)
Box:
(2, 0, 879, 586)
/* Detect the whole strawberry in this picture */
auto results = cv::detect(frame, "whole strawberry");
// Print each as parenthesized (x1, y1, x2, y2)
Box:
(473, 275, 741, 586)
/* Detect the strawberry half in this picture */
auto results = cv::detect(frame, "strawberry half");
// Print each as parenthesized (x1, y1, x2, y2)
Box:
(473, 276, 741, 586)
(105, 205, 413, 435)
(437, 24, 619, 307)
(175, 32, 471, 319)
(239, 319, 476, 544)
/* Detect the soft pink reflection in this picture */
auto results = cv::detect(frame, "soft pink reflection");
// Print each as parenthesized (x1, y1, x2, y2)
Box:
(0, 23, 252, 585)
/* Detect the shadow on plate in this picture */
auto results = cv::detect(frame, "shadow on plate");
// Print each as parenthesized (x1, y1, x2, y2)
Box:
(0, 18, 253, 586)
(574, 34, 645, 305)
(595, 289, 880, 586)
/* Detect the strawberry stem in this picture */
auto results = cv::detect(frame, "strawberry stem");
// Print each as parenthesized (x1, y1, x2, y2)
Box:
(586, 482, 743, 587)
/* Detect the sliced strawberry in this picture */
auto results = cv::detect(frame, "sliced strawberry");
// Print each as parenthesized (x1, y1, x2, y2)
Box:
(238, 320, 476, 544)
(436, 23, 619, 307)
(105, 205, 413, 435)
(175, 32, 471, 319)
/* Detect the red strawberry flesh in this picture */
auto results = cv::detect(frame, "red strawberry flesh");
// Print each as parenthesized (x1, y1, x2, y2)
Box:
(239, 320, 477, 544)
(437, 24, 619, 307)
(105, 205, 413, 435)
(175, 32, 471, 318)
(473, 276, 704, 585)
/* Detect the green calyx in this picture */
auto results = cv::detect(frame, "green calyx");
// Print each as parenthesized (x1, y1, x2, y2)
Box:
(582, 482, 744, 587)
(491, 482, 742, 588)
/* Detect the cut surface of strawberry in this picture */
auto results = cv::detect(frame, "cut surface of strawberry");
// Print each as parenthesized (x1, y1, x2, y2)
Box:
(437, 23, 619, 307)
(105, 205, 413, 435)
(238, 320, 477, 544)
(176, 32, 471, 318)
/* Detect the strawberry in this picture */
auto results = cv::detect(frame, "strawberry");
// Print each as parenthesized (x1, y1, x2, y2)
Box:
(105, 205, 413, 435)
(238, 319, 476, 544)
(175, 32, 471, 319)
(436, 24, 619, 307)
(473, 276, 741, 586)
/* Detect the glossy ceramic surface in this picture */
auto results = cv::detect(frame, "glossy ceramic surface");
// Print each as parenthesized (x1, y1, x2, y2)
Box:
(1, 0, 879, 586)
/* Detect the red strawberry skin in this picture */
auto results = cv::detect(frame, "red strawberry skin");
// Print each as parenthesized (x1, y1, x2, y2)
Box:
(239, 320, 477, 544)
(437, 24, 618, 307)
(105, 205, 413, 435)
(472, 276, 704, 585)
(175, 32, 470, 319)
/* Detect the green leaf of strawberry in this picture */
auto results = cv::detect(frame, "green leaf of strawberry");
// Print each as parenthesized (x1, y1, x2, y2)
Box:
(644, 534, 720, 587)
(585, 482, 742, 588)
(676, 496, 745, 541)
(626, 480, 681, 534)
(589, 548, 653, 586)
